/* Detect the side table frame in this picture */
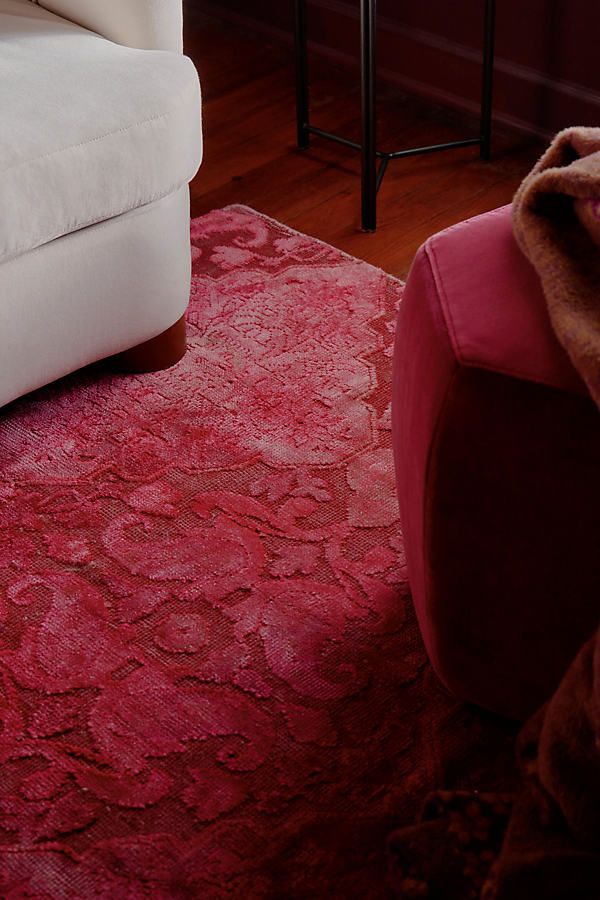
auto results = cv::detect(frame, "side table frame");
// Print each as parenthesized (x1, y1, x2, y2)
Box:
(294, 0, 497, 232)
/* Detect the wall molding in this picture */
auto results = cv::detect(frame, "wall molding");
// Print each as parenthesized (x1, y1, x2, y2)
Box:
(198, 0, 600, 140)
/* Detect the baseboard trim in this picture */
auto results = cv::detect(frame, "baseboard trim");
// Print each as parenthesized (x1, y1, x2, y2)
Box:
(197, 0, 600, 140)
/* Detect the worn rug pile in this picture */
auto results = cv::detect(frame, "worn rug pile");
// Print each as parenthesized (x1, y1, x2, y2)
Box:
(0, 207, 516, 898)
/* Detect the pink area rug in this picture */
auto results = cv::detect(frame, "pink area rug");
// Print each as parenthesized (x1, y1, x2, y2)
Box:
(0, 207, 516, 898)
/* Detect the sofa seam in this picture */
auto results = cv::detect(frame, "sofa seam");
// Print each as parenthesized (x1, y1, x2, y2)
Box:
(0, 186, 189, 269)
(1, 178, 194, 265)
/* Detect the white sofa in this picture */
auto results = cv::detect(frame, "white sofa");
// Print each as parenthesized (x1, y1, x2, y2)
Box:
(0, 0, 202, 408)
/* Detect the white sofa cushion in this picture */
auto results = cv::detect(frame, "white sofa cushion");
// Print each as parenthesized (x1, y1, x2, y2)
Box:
(0, 0, 201, 264)
(37, 0, 184, 52)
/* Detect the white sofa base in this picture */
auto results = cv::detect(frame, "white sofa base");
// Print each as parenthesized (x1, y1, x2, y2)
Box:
(0, 186, 191, 409)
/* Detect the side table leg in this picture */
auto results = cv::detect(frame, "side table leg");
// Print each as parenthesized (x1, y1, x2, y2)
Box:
(361, 0, 377, 231)
(480, 0, 496, 160)
(294, 0, 310, 150)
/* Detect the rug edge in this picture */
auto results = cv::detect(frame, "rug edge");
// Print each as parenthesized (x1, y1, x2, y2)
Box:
(195, 203, 405, 287)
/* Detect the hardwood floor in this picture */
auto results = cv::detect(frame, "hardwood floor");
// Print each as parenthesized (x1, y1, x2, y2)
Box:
(185, 7, 544, 278)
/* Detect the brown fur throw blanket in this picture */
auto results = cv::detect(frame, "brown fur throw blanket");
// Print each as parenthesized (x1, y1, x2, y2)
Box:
(482, 627, 600, 899)
(388, 129, 600, 898)
(388, 628, 600, 899)
(512, 126, 600, 406)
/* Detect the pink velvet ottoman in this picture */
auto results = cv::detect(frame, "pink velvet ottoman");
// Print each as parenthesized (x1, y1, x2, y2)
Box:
(391, 205, 600, 720)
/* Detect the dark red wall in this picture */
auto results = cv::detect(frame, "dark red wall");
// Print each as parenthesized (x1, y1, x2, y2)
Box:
(198, 0, 600, 138)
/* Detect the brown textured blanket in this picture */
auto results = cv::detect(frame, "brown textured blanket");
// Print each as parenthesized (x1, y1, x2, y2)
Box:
(389, 128, 600, 899)
(388, 629, 600, 899)
(482, 627, 600, 899)
(512, 126, 600, 406)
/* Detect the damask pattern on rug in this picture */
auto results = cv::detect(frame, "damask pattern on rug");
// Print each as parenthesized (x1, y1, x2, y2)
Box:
(0, 207, 515, 898)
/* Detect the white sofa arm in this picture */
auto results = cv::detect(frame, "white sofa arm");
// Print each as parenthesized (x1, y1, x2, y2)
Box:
(36, 0, 183, 52)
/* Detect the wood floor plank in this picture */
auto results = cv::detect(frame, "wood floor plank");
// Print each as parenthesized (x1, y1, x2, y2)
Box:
(186, 10, 544, 277)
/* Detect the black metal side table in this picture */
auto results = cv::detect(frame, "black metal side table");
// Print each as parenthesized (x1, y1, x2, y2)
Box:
(294, 0, 497, 232)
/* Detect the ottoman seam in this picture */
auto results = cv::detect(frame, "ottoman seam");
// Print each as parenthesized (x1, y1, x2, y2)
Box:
(421, 362, 461, 682)
(425, 238, 463, 364)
